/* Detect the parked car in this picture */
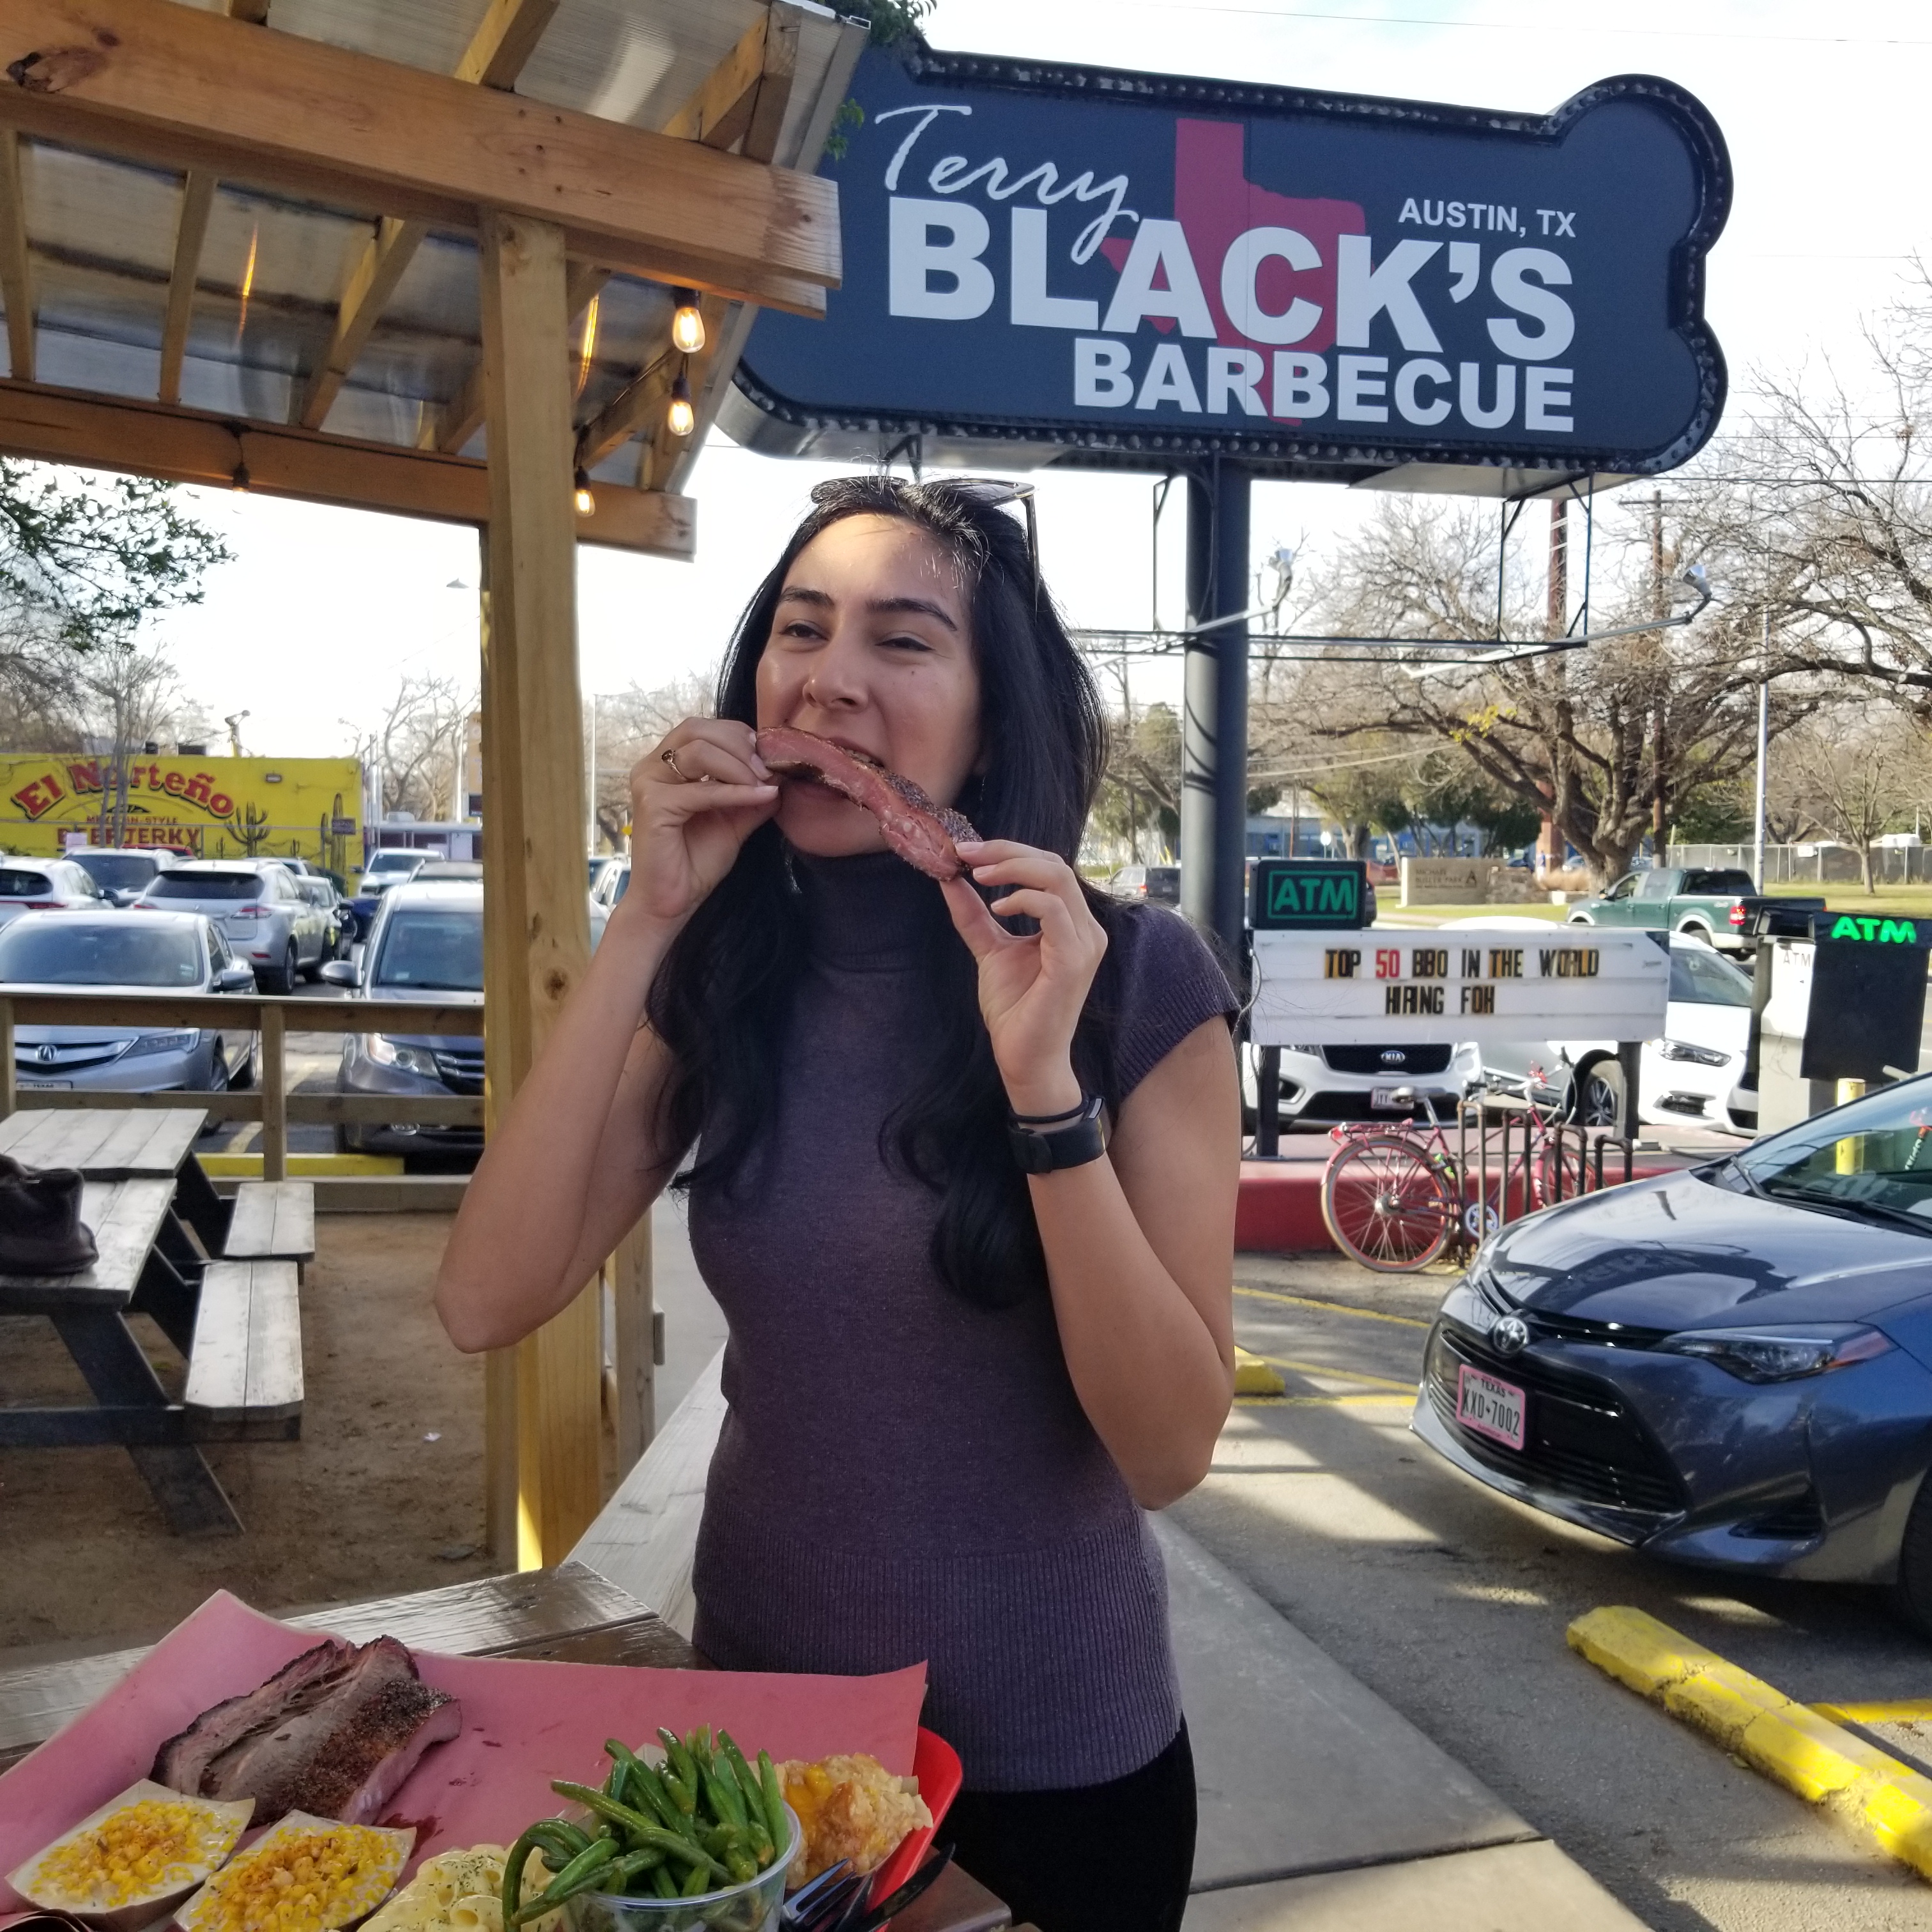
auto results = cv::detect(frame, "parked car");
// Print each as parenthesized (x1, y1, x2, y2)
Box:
(1414, 1073, 1932, 1632)
(323, 879, 482, 1161)
(66, 848, 167, 907)
(1107, 864, 1180, 906)
(346, 850, 433, 941)
(1566, 866, 1823, 957)
(0, 857, 109, 926)
(293, 873, 354, 958)
(1454, 921, 1758, 1133)
(0, 910, 258, 1094)
(1243, 1036, 1482, 1130)
(136, 860, 329, 992)
(591, 855, 630, 912)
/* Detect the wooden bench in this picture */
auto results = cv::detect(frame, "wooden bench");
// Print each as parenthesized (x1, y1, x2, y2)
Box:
(221, 1179, 316, 1267)
(183, 1260, 304, 1441)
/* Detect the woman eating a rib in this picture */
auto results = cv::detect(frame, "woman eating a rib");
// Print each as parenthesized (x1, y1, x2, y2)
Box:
(436, 475, 1239, 1932)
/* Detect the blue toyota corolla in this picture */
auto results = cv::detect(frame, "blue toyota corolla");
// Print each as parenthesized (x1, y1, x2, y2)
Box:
(1414, 1076, 1932, 1630)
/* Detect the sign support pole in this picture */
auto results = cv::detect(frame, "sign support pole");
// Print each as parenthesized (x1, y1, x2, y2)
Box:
(1181, 457, 1251, 972)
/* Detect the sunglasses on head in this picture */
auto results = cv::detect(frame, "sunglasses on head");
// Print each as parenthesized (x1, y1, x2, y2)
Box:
(809, 475, 1041, 606)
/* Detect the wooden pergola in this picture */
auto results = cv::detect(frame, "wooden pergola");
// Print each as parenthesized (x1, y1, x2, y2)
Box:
(0, 0, 858, 1565)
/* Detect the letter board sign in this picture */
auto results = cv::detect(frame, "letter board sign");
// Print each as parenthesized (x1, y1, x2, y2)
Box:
(1252, 859, 1368, 930)
(1251, 927, 1669, 1046)
(726, 47, 1730, 487)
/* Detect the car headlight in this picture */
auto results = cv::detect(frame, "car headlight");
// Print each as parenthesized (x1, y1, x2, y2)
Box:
(366, 1033, 438, 1077)
(1656, 1324, 1894, 1383)
(121, 1029, 201, 1058)
(1659, 1039, 1729, 1067)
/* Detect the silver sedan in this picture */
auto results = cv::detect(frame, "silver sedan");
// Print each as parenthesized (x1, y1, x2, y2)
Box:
(136, 860, 330, 992)
(0, 910, 259, 1094)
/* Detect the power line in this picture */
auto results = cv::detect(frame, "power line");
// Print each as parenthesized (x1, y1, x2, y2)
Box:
(1102, 2, 1932, 47)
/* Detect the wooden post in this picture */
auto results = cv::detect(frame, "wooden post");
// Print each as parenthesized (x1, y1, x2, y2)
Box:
(608, 1213, 655, 1485)
(260, 1003, 286, 1181)
(0, 995, 14, 1118)
(477, 208, 599, 1569)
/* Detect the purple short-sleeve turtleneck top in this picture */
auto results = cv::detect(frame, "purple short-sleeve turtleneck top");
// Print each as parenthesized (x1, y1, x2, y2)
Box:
(686, 850, 1238, 1791)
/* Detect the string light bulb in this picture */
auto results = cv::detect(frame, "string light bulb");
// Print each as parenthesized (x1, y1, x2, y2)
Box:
(231, 460, 250, 493)
(670, 288, 705, 355)
(667, 370, 695, 438)
(573, 468, 595, 516)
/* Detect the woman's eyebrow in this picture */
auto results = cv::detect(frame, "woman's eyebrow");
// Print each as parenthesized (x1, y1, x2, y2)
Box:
(868, 595, 958, 631)
(776, 585, 833, 609)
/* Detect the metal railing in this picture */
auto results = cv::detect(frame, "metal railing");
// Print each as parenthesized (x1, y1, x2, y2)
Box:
(0, 992, 484, 1179)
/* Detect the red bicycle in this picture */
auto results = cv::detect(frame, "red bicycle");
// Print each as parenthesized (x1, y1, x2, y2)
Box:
(1319, 1077, 1591, 1273)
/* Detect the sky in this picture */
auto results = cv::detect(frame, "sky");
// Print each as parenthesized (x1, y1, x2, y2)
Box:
(140, 0, 1932, 761)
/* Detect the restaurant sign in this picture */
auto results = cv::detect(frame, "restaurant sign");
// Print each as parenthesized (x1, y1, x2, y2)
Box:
(0, 754, 362, 865)
(727, 49, 1730, 483)
(1251, 928, 1669, 1047)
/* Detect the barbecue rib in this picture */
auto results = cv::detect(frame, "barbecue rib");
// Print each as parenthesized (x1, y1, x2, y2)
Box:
(152, 1636, 461, 1827)
(756, 728, 978, 881)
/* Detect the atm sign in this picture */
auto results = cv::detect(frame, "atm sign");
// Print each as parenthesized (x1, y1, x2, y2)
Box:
(1829, 914, 1920, 944)
(1253, 859, 1367, 930)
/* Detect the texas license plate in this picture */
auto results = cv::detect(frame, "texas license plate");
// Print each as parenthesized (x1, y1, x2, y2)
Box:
(1457, 1364, 1527, 1451)
(17, 1079, 72, 1089)
(1370, 1085, 1409, 1110)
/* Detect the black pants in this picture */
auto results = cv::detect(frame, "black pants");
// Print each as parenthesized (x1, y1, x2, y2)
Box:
(944, 1724, 1195, 1932)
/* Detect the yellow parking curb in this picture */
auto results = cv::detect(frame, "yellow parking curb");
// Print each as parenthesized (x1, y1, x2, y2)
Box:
(1232, 1347, 1285, 1396)
(1568, 1606, 1932, 1880)
(197, 1152, 404, 1177)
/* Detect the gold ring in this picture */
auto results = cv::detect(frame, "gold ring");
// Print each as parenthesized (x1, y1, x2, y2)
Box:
(660, 746, 689, 781)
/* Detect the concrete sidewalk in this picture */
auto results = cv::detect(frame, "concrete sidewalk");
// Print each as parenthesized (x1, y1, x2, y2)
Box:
(1160, 1517, 1644, 1929)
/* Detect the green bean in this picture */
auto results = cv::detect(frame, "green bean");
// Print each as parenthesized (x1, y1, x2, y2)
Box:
(658, 1765, 698, 1819)
(658, 1728, 702, 1796)
(500, 1826, 546, 1932)
(703, 1762, 749, 1834)
(602, 1848, 666, 1898)
(718, 1736, 774, 1864)
(549, 1782, 727, 1874)
(627, 1760, 691, 1837)
(509, 1837, 617, 1926)
(648, 1864, 678, 1900)
(526, 1821, 592, 1869)
(758, 1751, 789, 1856)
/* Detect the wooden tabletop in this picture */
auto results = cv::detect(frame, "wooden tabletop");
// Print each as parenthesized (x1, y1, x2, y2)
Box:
(0, 1562, 1013, 1929)
(0, 1107, 207, 1178)
(0, 1177, 175, 1311)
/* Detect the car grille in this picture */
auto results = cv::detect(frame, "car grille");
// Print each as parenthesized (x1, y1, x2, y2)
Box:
(1733, 1492, 1825, 1540)
(1324, 1044, 1454, 1075)
(433, 1046, 484, 1095)
(1296, 1090, 1457, 1123)
(17, 1042, 128, 1071)
(1428, 1325, 1686, 1518)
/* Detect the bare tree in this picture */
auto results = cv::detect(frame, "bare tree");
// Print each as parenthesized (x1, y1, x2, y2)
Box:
(1292, 496, 1818, 887)
(1778, 712, 1929, 892)
(374, 672, 473, 821)
(585, 670, 715, 850)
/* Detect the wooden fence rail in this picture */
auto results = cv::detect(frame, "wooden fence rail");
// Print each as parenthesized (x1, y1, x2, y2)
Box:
(0, 992, 484, 1179)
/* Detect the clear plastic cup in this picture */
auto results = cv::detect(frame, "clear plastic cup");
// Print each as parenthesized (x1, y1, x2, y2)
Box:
(562, 1805, 800, 1932)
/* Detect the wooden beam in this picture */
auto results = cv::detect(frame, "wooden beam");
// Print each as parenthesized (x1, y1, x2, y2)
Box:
(659, 15, 767, 149)
(224, 0, 269, 20)
(576, 348, 677, 472)
(157, 169, 213, 405)
(0, 0, 838, 314)
(456, 0, 563, 89)
(296, 0, 560, 433)
(477, 210, 599, 1568)
(429, 263, 606, 457)
(0, 134, 32, 382)
(0, 378, 694, 557)
(295, 216, 424, 429)
(744, 4, 803, 165)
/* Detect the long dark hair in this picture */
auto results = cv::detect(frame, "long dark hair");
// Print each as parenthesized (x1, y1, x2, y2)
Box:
(647, 475, 1114, 1308)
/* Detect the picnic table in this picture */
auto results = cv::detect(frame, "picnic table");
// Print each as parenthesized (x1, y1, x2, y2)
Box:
(0, 1563, 1017, 1932)
(0, 1107, 307, 1537)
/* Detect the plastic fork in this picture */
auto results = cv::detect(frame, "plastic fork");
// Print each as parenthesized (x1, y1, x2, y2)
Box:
(781, 1860, 857, 1929)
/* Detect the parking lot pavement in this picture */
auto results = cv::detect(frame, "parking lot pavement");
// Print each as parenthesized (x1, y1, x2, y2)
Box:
(202, 979, 353, 1156)
(1172, 1251, 1932, 1931)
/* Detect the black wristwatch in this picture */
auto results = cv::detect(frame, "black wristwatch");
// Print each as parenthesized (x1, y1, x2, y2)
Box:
(1008, 1093, 1108, 1174)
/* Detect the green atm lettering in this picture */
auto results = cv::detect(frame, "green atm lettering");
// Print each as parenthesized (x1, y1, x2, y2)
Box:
(1268, 875, 1357, 920)
(1830, 914, 1920, 944)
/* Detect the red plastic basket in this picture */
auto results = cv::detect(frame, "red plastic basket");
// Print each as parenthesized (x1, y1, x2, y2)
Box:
(866, 1726, 962, 1908)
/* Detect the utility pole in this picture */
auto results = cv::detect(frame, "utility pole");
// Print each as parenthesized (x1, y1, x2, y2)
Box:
(1651, 490, 1669, 848)
(1754, 608, 1770, 888)
(1180, 457, 1252, 969)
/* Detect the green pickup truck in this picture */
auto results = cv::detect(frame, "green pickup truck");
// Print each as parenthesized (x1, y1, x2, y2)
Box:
(1565, 866, 1823, 955)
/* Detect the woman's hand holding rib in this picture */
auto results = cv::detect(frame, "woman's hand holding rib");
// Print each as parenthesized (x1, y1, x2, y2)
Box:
(941, 839, 1106, 1117)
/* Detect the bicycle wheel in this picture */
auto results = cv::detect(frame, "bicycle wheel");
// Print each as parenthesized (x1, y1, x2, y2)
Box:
(1321, 1136, 1456, 1271)
(1533, 1134, 1591, 1209)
